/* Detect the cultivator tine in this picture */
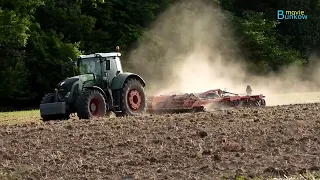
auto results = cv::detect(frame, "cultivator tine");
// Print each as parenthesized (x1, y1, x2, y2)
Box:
(146, 87, 266, 113)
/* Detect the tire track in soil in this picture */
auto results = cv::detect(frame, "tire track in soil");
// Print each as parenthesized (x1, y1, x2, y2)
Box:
(0, 103, 320, 179)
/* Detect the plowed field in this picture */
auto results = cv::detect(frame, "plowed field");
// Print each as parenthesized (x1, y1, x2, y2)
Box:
(0, 103, 320, 179)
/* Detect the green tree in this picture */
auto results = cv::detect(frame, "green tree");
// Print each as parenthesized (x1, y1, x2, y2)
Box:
(0, 0, 43, 102)
(234, 11, 304, 73)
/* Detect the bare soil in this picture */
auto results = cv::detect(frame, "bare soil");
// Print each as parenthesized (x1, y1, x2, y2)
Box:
(0, 103, 320, 180)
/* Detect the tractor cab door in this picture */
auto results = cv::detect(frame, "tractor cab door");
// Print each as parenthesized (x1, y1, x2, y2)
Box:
(103, 57, 118, 87)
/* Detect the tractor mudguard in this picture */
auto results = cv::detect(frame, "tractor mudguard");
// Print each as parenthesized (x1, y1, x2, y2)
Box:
(83, 86, 114, 109)
(83, 86, 108, 99)
(111, 72, 145, 90)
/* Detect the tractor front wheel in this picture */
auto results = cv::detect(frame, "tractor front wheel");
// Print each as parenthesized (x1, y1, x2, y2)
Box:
(40, 93, 70, 121)
(120, 78, 146, 116)
(76, 90, 107, 119)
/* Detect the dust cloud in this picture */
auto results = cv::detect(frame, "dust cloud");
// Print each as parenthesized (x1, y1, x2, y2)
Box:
(126, 0, 320, 106)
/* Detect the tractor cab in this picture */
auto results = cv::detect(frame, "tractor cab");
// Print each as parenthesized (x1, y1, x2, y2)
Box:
(77, 47, 123, 86)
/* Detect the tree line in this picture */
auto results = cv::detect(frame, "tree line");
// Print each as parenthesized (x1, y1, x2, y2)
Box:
(0, 0, 319, 111)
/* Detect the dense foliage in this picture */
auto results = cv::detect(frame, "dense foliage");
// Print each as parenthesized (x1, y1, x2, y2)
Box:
(0, 0, 319, 110)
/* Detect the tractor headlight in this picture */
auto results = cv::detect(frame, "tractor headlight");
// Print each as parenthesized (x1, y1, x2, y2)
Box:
(65, 92, 70, 98)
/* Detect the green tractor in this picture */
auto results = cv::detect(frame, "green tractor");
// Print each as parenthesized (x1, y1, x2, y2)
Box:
(39, 47, 146, 121)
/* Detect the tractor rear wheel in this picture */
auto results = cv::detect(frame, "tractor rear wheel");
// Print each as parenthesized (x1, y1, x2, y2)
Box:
(40, 93, 70, 121)
(76, 90, 106, 119)
(119, 78, 146, 116)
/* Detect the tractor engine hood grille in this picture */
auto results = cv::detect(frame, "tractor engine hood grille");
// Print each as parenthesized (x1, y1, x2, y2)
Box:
(57, 77, 79, 97)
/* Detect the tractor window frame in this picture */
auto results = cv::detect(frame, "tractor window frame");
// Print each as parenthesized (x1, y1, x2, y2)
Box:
(106, 60, 110, 70)
(78, 57, 101, 75)
(114, 57, 123, 73)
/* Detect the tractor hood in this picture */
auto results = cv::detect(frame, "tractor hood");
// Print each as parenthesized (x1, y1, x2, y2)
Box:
(57, 74, 95, 87)
(57, 77, 79, 97)
(58, 77, 79, 87)
(57, 74, 95, 96)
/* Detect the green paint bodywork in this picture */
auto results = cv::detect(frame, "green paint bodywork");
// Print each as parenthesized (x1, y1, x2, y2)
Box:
(111, 72, 145, 90)
(57, 74, 96, 103)
(42, 53, 146, 116)
(57, 72, 145, 103)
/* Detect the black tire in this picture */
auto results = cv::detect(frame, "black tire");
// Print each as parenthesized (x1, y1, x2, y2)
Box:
(76, 90, 106, 119)
(40, 93, 70, 121)
(119, 78, 146, 116)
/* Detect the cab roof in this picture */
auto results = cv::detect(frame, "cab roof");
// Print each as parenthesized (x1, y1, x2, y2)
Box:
(79, 52, 121, 59)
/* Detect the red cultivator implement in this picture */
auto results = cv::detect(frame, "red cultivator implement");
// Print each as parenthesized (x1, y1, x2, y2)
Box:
(146, 86, 266, 114)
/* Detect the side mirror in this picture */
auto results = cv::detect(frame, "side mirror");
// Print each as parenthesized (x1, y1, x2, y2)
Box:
(106, 60, 110, 70)
(67, 57, 76, 67)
